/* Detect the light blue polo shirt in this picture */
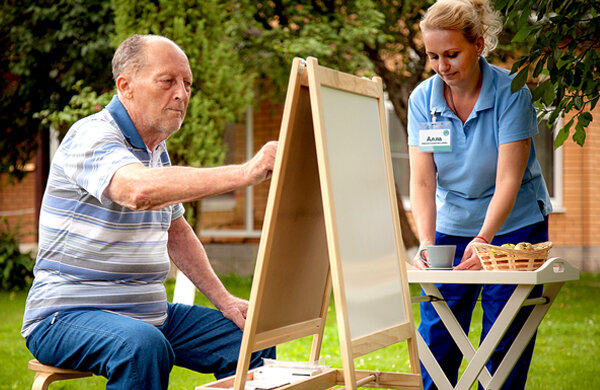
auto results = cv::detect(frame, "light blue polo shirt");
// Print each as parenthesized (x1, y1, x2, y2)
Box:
(408, 57, 551, 237)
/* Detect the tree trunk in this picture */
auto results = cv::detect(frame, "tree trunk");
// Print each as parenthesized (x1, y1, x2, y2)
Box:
(395, 182, 419, 249)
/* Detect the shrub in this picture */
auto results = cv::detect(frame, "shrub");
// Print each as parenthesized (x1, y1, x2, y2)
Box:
(0, 217, 34, 291)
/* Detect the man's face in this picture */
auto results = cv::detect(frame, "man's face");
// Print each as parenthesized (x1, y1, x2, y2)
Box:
(122, 40, 193, 139)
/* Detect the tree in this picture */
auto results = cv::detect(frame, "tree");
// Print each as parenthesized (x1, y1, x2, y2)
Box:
(0, 0, 114, 181)
(499, 0, 599, 147)
(233, 0, 441, 248)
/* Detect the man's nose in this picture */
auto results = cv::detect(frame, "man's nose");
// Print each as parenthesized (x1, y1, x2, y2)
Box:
(173, 80, 190, 101)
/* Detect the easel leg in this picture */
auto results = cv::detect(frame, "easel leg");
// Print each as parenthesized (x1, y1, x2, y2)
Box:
(310, 272, 332, 365)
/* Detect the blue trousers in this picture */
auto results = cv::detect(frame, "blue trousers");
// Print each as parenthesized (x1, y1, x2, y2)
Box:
(26, 303, 276, 390)
(419, 218, 548, 390)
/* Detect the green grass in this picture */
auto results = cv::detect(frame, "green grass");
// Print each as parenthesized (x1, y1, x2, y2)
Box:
(2, 274, 598, 389)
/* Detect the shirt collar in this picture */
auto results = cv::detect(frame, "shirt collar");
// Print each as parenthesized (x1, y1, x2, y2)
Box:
(106, 95, 147, 149)
(473, 57, 495, 112)
(429, 57, 496, 118)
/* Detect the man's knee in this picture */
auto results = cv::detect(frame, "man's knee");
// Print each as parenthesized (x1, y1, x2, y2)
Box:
(107, 321, 175, 370)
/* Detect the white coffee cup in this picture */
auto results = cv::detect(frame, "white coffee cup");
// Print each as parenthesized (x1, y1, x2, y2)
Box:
(419, 245, 457, 269)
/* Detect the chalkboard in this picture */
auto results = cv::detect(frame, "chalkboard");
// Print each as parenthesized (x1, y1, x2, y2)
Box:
(318, 84, 407, 339)
(198, 57, 420, 390)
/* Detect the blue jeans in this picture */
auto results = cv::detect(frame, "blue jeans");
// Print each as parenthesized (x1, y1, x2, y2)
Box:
(26, 303, 276, 390)
(419, 217, 548, 390)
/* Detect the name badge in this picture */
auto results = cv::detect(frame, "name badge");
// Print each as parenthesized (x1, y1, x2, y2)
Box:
(418, 121, 452, 152)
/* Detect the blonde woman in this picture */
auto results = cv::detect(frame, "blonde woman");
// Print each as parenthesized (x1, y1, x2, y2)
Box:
(408, 0, 551, 388)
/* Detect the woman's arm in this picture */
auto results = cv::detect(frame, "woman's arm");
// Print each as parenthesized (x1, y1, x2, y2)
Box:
(409, 145, 438, 269)
(455, 138, 531, 270)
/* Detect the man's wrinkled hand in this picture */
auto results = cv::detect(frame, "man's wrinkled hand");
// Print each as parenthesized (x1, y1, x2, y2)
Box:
(243, 141, 277, 186)
(220, 296, 249, 330)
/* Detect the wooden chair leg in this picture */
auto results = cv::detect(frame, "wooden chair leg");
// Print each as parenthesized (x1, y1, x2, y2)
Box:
(29, 359, 93, 390)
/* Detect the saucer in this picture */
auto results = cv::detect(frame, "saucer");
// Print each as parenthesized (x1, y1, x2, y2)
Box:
(426, 267, 454, 270)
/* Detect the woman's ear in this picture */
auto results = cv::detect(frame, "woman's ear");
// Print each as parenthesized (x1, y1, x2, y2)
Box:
(476, 36, 485, 56)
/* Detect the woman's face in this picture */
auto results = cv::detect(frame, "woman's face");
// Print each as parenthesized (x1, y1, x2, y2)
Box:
(423, 29, 484, 89)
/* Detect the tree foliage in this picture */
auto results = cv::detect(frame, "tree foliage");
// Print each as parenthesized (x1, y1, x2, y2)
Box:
(231, 0, 441, 247)
(234, 0, 434, 130)
(0, 0, 114, 181)
(499, 0, 599, 147)
(0, 217, 34, 291)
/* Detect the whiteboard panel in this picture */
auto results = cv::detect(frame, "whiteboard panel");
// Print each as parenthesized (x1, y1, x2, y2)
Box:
(320, 85, 406, 339)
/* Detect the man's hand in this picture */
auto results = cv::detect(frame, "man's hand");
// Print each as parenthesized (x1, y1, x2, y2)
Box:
(218, 295, 250, 331)
(242, 141, 278, 186)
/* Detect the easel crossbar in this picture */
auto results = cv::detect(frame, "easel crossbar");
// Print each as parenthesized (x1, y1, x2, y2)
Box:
(252, 318, 323, 351)
(352, 322, 415, 358)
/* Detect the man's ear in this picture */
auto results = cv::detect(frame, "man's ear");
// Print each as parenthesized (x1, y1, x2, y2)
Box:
(116, 75, 133, 100)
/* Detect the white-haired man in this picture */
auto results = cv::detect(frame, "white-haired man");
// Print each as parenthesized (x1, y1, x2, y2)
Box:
(22, 34, 277, 389)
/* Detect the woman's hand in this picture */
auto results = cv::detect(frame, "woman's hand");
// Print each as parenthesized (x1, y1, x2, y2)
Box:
(413, 246, 430, 270)
(454, 238, 486, 270)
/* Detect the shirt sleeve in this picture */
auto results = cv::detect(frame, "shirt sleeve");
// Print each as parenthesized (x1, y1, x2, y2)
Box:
(61, 120, 141, 205)
(172, 203, 185, 221)
(498, 86, 538, 144)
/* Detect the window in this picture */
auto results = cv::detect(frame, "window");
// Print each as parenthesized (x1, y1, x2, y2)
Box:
(533, 116, 564, 211)
(200, 122, 236, 212)
(198, 107, 261, 238)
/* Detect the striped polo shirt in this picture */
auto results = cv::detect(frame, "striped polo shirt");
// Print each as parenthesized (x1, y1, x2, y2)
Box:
(22, 95, 185, 337)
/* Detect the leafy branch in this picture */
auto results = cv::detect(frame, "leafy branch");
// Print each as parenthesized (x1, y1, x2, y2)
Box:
(500, 0, 599, 147)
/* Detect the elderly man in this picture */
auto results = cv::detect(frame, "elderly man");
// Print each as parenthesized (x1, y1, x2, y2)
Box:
(22, 34, 277, 389)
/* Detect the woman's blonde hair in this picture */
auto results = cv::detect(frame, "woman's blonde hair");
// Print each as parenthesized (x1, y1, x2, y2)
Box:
(420, 0, 503, 56)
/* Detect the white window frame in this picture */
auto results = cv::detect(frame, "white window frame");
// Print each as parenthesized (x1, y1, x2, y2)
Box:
(541, 115, 564, 212)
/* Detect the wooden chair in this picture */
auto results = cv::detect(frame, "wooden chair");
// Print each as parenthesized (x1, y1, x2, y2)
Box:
(28, 359, 93, 390)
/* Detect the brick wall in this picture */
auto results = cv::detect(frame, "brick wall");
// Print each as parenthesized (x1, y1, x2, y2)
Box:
(549, 104, 600, 248)
(3, 99, 598, 270)
(252, 100, 284, 228)
(199, 97, 600, 271)
(0, 172, 37, 244)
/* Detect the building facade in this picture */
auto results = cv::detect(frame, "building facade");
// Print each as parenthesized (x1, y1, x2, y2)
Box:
(2, 97, 599, 272)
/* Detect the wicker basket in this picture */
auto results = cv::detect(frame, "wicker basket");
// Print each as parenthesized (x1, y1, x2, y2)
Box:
(471, 242, 553, 271)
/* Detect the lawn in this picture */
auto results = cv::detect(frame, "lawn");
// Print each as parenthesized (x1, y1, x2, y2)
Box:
(1, 273, 598, 390)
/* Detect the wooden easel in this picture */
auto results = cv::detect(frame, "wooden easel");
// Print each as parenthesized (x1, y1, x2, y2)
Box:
(197, 57, 421, 390)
